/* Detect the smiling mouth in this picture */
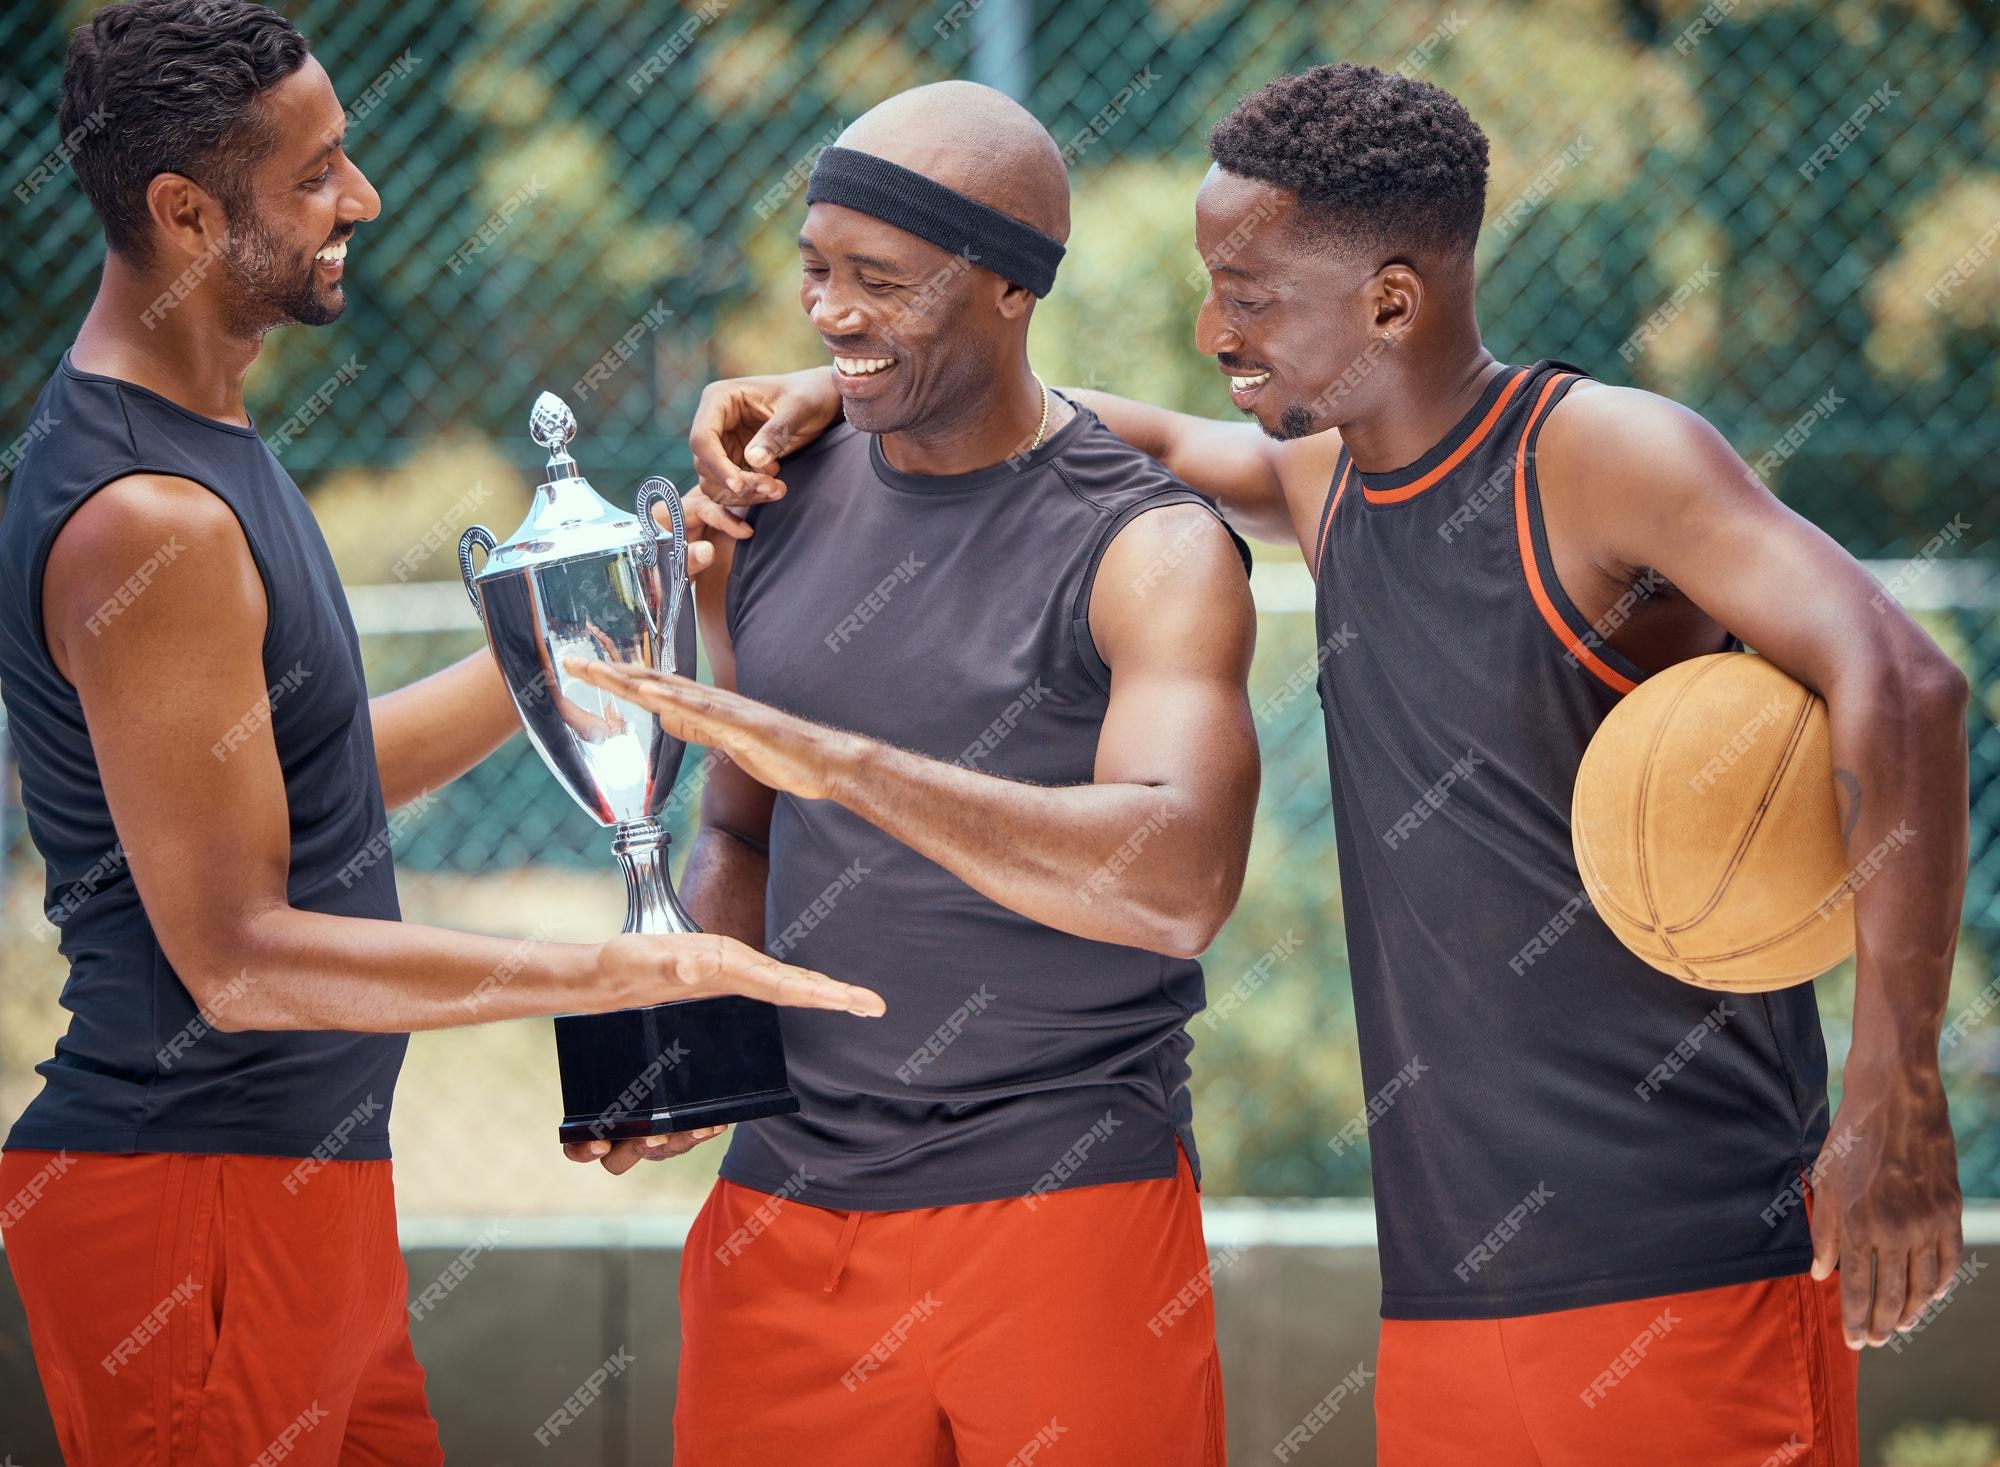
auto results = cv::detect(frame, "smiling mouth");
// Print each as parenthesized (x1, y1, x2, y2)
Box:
(833, 355, 896, 376)
(314, 238, 348, 272)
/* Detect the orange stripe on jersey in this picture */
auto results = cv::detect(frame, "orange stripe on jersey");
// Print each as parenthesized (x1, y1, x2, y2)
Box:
(1362, 368, 1531, 505)
(1314, 459, 1354, 575)
(1513, 373, 1638, 695)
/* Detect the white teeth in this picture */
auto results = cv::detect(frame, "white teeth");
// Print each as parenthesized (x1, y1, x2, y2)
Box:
(1230, 372, 1271, 390)
(315, 240, 348, 264)
(835, 356, 894, 375)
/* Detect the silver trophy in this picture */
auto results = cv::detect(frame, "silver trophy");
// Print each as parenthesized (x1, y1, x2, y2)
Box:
(459, 392, 798, 1144)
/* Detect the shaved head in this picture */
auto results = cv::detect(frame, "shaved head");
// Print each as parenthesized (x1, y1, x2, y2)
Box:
(836, 80, 1070, 243)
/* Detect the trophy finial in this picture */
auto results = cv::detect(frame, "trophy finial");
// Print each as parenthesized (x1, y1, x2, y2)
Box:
(529, 391, 578, 468)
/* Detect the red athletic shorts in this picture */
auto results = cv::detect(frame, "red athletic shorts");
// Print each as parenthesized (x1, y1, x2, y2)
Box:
(1374, 1269, 1859, 1466)
(0, 1149, 442, 1466)
(675, 1145, 1226, 1466)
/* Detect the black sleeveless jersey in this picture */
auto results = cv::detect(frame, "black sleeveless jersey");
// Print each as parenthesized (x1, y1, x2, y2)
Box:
(0, 355, 405, 1159)
(1312, 359, 1828, 1319)
(720, 399, 1249, 1210)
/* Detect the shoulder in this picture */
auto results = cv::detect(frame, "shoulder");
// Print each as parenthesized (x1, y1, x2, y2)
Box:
(1097, 499, 1252, 594)
(47, 474, 261, 619)
(1539, 380, 1742, 485)
(1059, 413, 1253, 569)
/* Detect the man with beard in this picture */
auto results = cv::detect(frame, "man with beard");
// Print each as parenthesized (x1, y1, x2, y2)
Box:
(0, 3, 882, 1459)
(687, 63, 1968, 1467)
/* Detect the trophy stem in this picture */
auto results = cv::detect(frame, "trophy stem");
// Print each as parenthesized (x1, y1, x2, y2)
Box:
(612, 818, 698, 936)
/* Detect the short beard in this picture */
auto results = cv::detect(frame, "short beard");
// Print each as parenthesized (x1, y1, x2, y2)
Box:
(215, 205, 341, 335)
(1275, 402, 1318, 440)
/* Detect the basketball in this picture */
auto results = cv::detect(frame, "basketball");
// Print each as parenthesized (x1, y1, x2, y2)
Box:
(1572, 652, 1856, 991)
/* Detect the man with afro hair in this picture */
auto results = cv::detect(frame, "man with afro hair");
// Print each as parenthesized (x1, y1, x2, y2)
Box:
(690, 61, 1969, 1464)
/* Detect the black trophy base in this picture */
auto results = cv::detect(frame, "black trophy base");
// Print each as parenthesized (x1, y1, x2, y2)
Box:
(554, 994, 800, 1146)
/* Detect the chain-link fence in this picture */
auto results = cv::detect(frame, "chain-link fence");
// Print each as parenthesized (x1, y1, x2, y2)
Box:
(1, 0, 1996, 1212)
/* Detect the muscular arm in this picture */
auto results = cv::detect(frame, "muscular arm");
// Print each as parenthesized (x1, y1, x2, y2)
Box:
(1538, 385, 1969, 1348)
(40, 476, 882, 1035)
(587, 502, 1261, 959)
(367, 650, 520, 811)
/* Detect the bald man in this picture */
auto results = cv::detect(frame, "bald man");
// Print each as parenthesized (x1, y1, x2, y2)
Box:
(572, 83, 1257, 1464)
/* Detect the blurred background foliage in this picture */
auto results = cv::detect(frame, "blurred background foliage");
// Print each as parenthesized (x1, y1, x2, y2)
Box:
(1, 0, 1996, 1220)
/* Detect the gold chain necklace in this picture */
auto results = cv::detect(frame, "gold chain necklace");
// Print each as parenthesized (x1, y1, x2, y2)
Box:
(1028, 371, 1050, 451)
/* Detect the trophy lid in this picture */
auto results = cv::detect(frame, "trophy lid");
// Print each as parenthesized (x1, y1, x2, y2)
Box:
(481, 391, 641, 574)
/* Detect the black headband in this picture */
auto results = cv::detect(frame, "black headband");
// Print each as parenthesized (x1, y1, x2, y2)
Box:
(804, 146, 1065, 298)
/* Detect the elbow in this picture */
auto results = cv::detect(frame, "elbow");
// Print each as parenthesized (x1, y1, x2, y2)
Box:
(1908, 652, 1970, 718)
(1152, 872, 1245, 961)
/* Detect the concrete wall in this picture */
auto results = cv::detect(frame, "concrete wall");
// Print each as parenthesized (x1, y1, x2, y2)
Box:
(3, 1207, 1995, 1464)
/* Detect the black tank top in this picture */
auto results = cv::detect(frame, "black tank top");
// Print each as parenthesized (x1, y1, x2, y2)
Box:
(720, 400, 1250, 1210)
(0, 355, 405, 1159)
(1314, 359, 1828, 1319)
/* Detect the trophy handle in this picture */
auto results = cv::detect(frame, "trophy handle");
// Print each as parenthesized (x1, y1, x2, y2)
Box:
(458, 525, 497, 618)
(635, 478, 688, 673)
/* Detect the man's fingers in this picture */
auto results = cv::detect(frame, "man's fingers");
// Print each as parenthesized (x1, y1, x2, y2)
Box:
(562, 1139, 611, 1164)
(598, 1139, 654, 1176)
(1809, 1187, 1838, 1280)
(1935, 1219, 1965, 1298)
(1900, 1240, 1940, 1332)
(1838, 1242, 1874, 1349)
(1868, 1245, 1908, 1345)
(642, 1125, 727, 1161)
(679, 933, 884, 1016)
(684, 490, 754, 541)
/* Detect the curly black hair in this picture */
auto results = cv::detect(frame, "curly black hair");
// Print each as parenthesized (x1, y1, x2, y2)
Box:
(1206, 62, 1489, 263)
(59, 0, 311, 264)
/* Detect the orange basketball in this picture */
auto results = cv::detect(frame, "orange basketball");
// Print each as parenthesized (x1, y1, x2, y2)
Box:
(1572, 652, 1855, 991)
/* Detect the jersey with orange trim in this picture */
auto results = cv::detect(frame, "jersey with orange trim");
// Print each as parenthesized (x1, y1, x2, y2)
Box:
(1311, 358, 1829, 1320)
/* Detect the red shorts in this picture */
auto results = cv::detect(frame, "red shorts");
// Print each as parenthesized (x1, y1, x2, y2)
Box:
(675, 1146, 1225, 1466)
(0, 1149, 442, 1466)
(1374, 1270, 1859, 1466)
